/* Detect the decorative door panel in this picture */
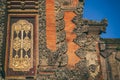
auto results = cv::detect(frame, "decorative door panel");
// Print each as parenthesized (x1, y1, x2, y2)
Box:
(5, 14, 38, 79)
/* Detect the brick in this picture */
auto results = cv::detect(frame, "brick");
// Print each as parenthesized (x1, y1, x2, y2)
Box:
(64, 12, 80, 67)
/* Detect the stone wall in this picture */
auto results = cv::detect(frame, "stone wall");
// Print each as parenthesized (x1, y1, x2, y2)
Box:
(37, 0, 108, 79)
(100, 39, 120, 80)
(0, 0, 6, 79)
(1, 0, 119, 80)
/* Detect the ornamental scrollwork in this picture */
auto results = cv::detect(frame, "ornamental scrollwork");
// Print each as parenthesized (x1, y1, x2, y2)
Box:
(9, 20, 33, 71)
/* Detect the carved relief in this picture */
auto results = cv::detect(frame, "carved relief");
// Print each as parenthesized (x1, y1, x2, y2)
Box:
(57, 0, 79, 10)
(38, 0, 68, 67)
(7, 0, 39, 13)
(75, 48, 87, 58)
(55, 59, 89, 80)
(38, 0, 49, 66)
(72, 3, 101, 78)
(0, 0, 6, 79)
(0, 0, 110, 79)
(99, 39, 120, 80)
(108, 51, 120, 80)
(37, 0, 68, 79)
(115, 51, 120, 61)
(9, 20, 33, 71)
(86, 52, 100, 79)
(39, 0, 68, 67)
(74, 33, 101, 79)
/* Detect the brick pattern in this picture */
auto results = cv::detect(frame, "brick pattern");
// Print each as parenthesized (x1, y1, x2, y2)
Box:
(46, 0, 56, 51)
(64, 12, 80, 67)
(0, 0, 113, 80)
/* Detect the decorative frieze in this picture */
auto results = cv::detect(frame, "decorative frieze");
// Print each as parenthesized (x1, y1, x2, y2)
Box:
(56, 0, 80, 11)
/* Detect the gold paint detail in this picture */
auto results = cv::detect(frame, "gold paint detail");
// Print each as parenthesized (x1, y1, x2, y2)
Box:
(9, 20, 33, 71)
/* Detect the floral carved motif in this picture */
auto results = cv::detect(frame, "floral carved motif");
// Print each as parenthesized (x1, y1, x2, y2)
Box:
(9, 20, 33, 71)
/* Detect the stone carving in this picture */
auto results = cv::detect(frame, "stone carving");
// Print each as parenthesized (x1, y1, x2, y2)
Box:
(7, 0, 38, 13)
(99, 39, 120, 80)
(46, 0, 68, 67)
(89, 64, 100, 79)
(74, 1, 84, 16)
(74, 34, 88, 47)
(0, 0, 6, 79)
(55, 59, 89, 80)
(56, 20, 65, 32)
(9, 20, 33, 71)
(38, 0, 68, 79)
(56, 30, 66, 44)
(115, 51, 120, 61)
(99, 39, 117, 58)
(56, 0, 80, 10)
(105, 51, 120, 80)
(100, 49, 114, 58)
(72, 1, 103, 78)
(37, 0, 86, 79)
(75, 35, 100, 79)
(0, 0, 110, 79)
(38, 0, 68, 66)
(75, 48, 87, 58)
(51, 0, 102, 79)
(38, 0, 47, 60)
(53, 0, 93, 80)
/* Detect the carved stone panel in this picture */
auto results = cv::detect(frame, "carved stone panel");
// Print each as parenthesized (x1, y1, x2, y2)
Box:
(5, 14, 38, 79)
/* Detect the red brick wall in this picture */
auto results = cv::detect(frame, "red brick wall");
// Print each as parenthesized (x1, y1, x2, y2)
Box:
(46, 0, 56, 51)
(64, 12, 80, 67)
(46, 0, 79, 67)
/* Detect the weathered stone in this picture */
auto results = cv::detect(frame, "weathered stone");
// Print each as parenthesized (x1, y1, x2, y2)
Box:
(0, 0, 119, 80)
(115, 51, 120, 61)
